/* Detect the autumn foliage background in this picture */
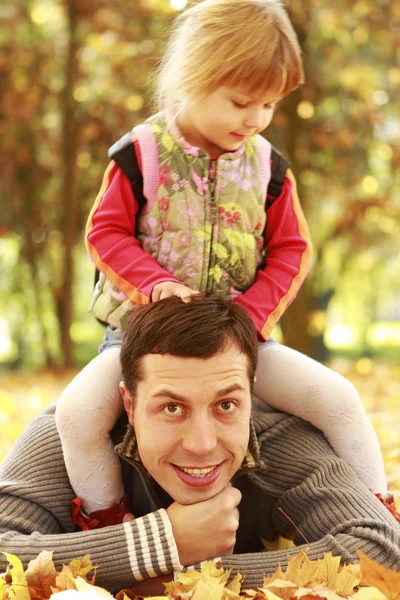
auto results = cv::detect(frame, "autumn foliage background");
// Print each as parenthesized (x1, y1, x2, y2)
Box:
(0, 0, 399, 493)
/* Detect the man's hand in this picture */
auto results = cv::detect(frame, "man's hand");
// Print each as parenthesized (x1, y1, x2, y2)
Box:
(151, 281, 199, 302)
(166, 486, 242, 566)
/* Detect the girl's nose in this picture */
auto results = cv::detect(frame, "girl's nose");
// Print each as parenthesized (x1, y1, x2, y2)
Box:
(244, 108, 263, 129)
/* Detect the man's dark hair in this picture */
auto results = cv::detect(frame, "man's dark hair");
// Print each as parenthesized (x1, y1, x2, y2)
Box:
(120, 293, 258, 397)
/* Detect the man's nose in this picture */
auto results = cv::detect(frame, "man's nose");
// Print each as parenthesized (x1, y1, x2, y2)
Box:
(181, 414, 218, 456)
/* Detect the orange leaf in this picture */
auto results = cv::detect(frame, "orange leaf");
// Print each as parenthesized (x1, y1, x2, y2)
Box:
(51, 565, 77, 594)
(65, 554, 96, 583)
(357, 550, 400, 600)
(25, 550, 57, 600)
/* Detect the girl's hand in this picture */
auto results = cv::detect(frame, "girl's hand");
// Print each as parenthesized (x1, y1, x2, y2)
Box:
(151, 281, 199, 302)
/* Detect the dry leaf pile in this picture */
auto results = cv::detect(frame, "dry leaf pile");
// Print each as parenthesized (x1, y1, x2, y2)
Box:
(1, 549, 400, 600)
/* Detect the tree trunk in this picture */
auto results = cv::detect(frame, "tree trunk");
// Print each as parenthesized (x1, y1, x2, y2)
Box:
(60, 0, 80, 367)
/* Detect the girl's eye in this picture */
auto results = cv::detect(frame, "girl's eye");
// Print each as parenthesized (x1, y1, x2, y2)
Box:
(163, 404, 183, 415)
(233, 101, 247, 108)
(219, 400, 237, 412)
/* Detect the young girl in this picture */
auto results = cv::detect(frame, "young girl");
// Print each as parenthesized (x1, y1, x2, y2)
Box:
(56, 0, 390, 530)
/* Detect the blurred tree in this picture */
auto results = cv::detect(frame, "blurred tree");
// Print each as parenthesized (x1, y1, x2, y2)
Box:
(269, 0, 400, 358)
(0, 0, 398, 367)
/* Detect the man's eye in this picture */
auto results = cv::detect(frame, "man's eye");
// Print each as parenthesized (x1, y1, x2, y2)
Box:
(219, 400, 236, 412)
(163, 404, 182, 415)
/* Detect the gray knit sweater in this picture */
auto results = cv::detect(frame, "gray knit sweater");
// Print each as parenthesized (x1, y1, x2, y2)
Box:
(1, 404, 399, 593)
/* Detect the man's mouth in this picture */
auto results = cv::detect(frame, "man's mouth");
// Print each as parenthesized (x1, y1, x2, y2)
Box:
(172, 463, 223, 486)
(176, 465, 217, 478)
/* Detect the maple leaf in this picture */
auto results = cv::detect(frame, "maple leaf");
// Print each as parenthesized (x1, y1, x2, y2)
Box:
(262, 550, 360, 593)
(262, 536, 296, 552)
(357, 550, 400, 600)
(25, 550, 58, 599)
(353, 587, 387, 599)
(51, 564, 78, 594)
(66, 555, 97, 584)
(260, 578, 299, 599)
(2, 552, 30, 600)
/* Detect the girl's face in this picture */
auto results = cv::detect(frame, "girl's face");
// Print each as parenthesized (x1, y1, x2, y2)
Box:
(177, 85, 279, 158)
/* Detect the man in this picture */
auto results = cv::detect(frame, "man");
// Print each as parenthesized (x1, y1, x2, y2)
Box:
(0, 295, 399, 595)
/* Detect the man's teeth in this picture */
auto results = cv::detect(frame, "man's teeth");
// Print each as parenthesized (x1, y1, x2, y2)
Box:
(178, 466, 216, 478)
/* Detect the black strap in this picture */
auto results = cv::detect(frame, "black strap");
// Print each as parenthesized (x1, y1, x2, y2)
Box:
(94, 133, 144, 292)
(266, 146, 289, 208)
(108, 133, 146, 212)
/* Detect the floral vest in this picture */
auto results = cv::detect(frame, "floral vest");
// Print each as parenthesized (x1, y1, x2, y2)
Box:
(90, 112, 272, 329)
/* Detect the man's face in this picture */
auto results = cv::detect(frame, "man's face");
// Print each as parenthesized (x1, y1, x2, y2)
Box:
(120, 344, 252, 505)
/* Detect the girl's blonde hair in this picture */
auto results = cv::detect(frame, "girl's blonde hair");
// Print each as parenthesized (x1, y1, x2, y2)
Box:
(155, 0, 304, 112)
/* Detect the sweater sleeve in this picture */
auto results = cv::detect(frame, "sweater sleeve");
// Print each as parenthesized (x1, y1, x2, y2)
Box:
(85, 155, 180, 304)
(0, 407, 181, 593)
(233, 169, 312, 340)
(220, 414, 400, 588)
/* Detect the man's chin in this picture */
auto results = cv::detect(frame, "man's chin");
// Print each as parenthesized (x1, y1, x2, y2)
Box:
(171, 484, 225, 505)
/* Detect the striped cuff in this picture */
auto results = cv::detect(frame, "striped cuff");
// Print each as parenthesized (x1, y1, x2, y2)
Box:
(123, 509, 182, 581)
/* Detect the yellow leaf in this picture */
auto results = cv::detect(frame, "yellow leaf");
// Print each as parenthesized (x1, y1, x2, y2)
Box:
(262, 578, 299, 598)
(353, 587, 387, 599)
(2, 553, 30, 600)
(244, 138, 254, 156)
(224, 229, 244, 249)
(357, 550, 400, 600)
(214, 242, 229, 260)
(209, 264, 223, 283)
(200, 560, 230, 585)
(225, 571, 243, 595)
(74, 576, 115, 597)
(230, 252, 240, 266)
(256, 590, 282, 600)
(243, 233, 256, 250)
(262, 536, 296, 552)
(161, 131, 174, 153)
(195, 228, 211, 241)
(66, 554, 96, 583)
(262, 551, 360, 594)
(333, 563, 361, 594)
(190, 577, 225, 600)
(52, 565, 77, 593)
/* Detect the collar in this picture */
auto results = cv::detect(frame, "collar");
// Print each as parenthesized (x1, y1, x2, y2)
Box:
(114, 417, 264, 478)
(147, 110, 253, 161)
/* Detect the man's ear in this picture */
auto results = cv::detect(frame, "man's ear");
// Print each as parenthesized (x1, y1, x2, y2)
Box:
(120, 381, 133, 423)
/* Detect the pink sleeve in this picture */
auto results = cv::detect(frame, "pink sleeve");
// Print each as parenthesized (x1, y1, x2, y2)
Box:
(85, 159, 180, 305)
(233, 169, 312, 340)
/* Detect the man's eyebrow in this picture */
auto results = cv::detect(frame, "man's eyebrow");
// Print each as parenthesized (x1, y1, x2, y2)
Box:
(151, 390, 187, 402)
(151, 384, 247, 401)
(216, 384, 247, 397)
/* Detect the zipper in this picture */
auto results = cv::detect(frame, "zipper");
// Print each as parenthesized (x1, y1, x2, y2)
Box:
(205, 160, 218, 289)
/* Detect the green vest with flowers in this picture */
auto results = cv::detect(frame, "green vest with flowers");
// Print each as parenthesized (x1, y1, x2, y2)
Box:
(90, 112, 271, 329)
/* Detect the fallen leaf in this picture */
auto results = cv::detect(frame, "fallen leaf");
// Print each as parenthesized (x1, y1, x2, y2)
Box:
(357, 550, 400, 600)
(75, 576, 115, 597)
(353, 587, 387, 599)
(261, 578, 299, 598)
(25, 550, 57, 599)
(263, 550, 359, 593)
(2, 553, 30, 600)
(262, 537, 296, 552)
(67, 555, 96, 584)
(51, 565, 77, 593)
